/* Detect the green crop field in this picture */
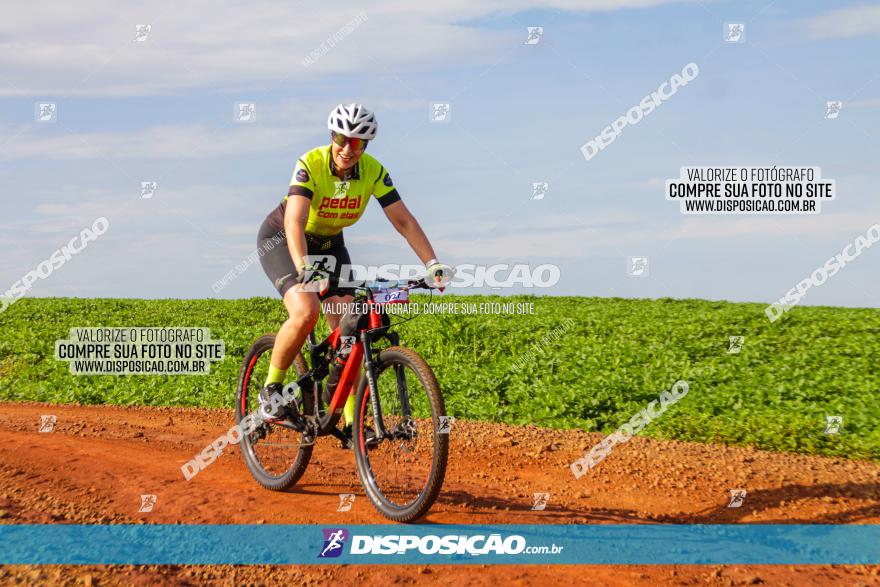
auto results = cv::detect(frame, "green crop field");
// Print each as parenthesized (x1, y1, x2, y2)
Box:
(1, 296, 878, 461)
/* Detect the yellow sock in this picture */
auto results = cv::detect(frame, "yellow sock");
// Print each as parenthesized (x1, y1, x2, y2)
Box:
(264, 363, 287, 387)
(343, 394, 355, 426)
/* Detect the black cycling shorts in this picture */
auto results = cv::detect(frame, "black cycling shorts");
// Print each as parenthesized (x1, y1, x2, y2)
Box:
(257, 218, 352, 299)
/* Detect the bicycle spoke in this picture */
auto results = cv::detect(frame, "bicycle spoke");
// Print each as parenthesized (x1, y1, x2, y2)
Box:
(236, 334, 314, 490)
(357, 351, 442, 514)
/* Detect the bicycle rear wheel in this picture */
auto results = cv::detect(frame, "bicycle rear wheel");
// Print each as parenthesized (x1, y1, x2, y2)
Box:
(353, 346, 448, 522)
(235, 333, 313, 491)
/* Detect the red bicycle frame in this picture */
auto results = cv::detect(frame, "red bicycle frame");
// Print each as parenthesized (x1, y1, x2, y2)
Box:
(323, 300, 385, 417)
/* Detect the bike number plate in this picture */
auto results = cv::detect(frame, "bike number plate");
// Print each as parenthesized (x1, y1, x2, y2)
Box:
(374, 288, 409, 304)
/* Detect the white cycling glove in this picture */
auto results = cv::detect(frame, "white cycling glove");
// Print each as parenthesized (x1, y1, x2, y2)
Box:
(424, 260, 454, 289)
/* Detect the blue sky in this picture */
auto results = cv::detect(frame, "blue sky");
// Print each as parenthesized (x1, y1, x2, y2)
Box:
(1, 0, 878, 306)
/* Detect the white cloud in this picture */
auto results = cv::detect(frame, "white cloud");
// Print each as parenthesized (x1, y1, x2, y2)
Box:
(611, 177, 667, 191)
(799, 4, 880, 40)
(663, 212, 878, 240)
(430, 210, 880, 260)
(0, 123, 288, 161)
(0, 182, 280, 282)
(0, 0, 685, 97)
(0, 96, 427, 160)
(0, 98, 312, 160)
(846, 98, 880, 109)
(428, 210, 645, 259)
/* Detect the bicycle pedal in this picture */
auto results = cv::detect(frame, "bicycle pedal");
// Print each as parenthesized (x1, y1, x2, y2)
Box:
(299, 420, 318, 446)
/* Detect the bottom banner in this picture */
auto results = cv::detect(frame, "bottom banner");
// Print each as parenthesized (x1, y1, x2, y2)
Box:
(0, 524, 877, 565)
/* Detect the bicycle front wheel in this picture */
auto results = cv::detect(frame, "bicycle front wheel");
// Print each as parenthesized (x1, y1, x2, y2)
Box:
(353, 346, 448, 522)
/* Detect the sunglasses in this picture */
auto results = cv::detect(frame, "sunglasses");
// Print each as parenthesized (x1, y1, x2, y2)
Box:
(331, 132, 368, 152)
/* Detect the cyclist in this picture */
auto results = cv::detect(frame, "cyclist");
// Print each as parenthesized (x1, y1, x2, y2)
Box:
(256, 103, 451, 445)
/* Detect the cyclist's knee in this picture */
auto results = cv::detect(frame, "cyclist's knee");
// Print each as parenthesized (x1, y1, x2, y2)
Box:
(283, 298, 319, 329)
(283, 286, 317, 312)
(284, 306, 318, 330)
(303, 308, 320, 329)
(322, 294, 353, 329)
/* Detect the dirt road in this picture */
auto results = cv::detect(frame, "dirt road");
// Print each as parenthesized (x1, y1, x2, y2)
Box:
(0, 402, 878, 585)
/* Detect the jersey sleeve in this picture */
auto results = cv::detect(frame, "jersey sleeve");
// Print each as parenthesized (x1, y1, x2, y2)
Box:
(287, 158, 316, 200)
(372, 165, 401, 208)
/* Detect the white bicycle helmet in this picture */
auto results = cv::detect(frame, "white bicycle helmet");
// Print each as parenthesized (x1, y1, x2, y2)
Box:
(327, 103, 378, 140)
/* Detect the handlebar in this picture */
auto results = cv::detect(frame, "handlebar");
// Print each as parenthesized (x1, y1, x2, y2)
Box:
(303, 275, 440, 299)
(356, 277, 441, 297)
(366, 278, 433, 292)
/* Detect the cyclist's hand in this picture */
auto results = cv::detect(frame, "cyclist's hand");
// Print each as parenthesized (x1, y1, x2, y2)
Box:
(425, 262, 454, 289)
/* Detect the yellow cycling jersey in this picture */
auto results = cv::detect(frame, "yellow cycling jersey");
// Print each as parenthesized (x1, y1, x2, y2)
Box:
(266, 145, 401, 236)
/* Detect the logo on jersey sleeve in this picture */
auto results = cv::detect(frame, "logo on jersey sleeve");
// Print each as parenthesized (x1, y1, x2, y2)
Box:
(295, 167, 310, 183)
(383, 173, 393, 187)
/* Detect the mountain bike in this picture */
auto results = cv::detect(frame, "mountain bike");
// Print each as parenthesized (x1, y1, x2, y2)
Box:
(235, 277, 448, 522)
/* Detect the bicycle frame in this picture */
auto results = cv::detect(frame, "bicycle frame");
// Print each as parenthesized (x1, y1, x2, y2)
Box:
(299, 296, 402, 439)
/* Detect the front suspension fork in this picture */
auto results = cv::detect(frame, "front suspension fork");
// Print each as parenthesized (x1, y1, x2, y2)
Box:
(382, 331, 412, 420)
(360, 332, 388, 439)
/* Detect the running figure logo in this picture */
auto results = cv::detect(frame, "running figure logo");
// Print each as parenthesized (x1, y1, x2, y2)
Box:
(337, 493, 355, 512)
(235, 102, 256, 123)
(338, 336, 356, 358)
(438, 416, 455, 434)
(524, 27, 544, 45)
(531, 492, 550, 511)
(824, 415, 843, 435)
(319, 528, 350, 558)
(141, 181, 158, 199)
(627, 256, 649, 277)
(36, 102, 57, 123)
(332, 181, 350, 198)
(134, 24, 151, 42)
(299, 255, 337, 293)
(38, 415, 57, 433)
(824, 101, 842, 120)
(139, 494, 157, 512)
(724, 22, 745, 43)
(532, 182, 549, 200)
(430, 103, 450, 123)
(727, 336, 744, 354)
(727, 489, 747, 508)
